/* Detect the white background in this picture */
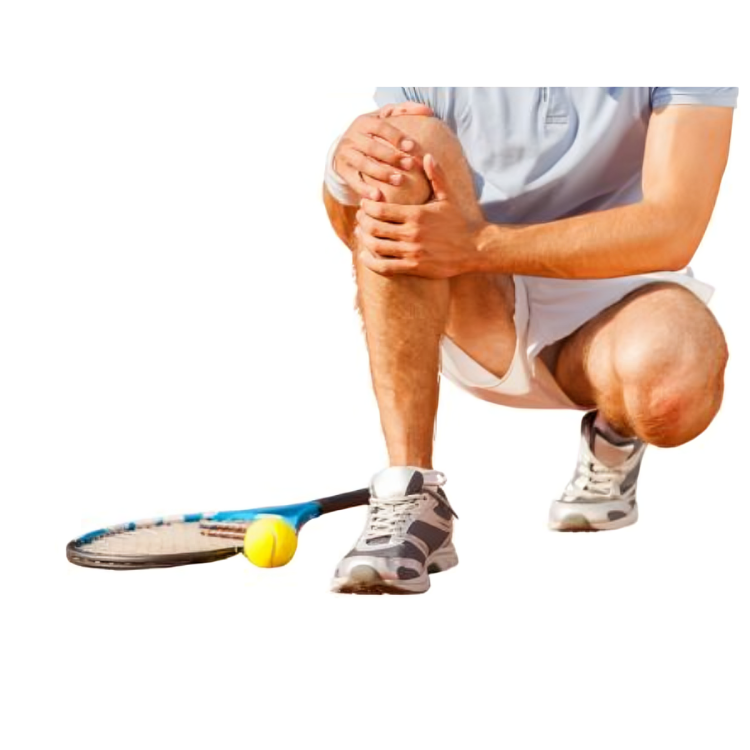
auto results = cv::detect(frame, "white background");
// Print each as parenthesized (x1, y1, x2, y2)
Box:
(2, 3, 749, 749)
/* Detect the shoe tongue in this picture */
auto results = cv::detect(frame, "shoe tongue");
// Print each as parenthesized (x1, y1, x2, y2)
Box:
(371, 467, 425, 499)
(592, 433, 635, 467)
(583, 411, 638, 468)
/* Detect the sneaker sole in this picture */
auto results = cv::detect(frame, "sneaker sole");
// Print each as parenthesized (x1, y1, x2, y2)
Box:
(331, 545, 459, 595)
(548, 503, 639, 532)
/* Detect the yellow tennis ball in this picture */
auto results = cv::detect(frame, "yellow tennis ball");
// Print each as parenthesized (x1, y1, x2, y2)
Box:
(243, 516, 298, 568)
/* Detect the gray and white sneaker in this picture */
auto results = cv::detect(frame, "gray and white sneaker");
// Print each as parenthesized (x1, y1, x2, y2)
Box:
(331, 466, 458, 594)
(549, 411, 646, 532)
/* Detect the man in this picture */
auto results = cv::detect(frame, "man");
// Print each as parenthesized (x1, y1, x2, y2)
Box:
(322, 87, 737, 595)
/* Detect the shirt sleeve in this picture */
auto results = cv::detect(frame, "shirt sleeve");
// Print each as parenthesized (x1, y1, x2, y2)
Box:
(651, 87, 738, 109)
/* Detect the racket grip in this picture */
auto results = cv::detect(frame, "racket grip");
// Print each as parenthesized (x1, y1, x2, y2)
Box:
(318, 487, 370, 514)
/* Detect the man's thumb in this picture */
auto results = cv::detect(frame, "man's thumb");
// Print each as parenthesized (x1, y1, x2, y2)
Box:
(424, 154, 448, 201)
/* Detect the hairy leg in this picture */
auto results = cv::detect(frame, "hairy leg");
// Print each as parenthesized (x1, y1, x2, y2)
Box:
(347, 114, 515, 467)
(554, 283, 729, 447)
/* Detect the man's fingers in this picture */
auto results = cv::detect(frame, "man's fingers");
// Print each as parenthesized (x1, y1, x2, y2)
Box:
(378, 102, 434, 118)
(351, 133, 409, 170)
(356, 210, 411, 241)
(332, 108, 430, 201)
(356, 229, 417, 259)
(377, 105, 396, 118)
(336, 164, 381, 201)
(357, 115, 414, 152)
(342, 146, 403, 184)
(358, 249, 419, 276)
(359, 198, 414, 223)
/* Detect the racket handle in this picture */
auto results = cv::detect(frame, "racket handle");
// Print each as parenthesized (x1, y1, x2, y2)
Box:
(317, 487, 370, 514)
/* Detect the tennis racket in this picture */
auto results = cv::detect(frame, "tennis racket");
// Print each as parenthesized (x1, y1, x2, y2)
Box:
(66, 487, 370, 570)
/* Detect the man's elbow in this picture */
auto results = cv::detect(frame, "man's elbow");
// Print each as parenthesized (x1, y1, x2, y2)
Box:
(653, 203, 714, 271)
(661, 233, 703, 271)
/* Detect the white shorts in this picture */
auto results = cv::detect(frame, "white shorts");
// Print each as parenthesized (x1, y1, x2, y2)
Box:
(439, 269, 715, 410)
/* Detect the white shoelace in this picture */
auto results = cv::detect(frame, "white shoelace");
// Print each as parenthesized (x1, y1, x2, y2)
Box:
(363, 472, 449, 540)
(564, 459, 622, 501)
(364, 495, 422, 539)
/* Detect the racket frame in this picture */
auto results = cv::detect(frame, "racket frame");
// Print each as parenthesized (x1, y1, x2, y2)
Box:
(67, 488, 370, 570)
(66, 512, 242, 570)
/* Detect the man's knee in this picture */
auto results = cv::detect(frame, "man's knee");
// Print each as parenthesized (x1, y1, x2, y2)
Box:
(384, 113, 459, 156)
(612, 314, 728, 446)
(362, 161, 431, 205)
(627, 383, 724, 447)
(362, 114, 468, 206)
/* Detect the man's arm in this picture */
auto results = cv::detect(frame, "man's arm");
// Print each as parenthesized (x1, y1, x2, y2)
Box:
(475, 105, 734, 278)
(356, 105, 734, 280)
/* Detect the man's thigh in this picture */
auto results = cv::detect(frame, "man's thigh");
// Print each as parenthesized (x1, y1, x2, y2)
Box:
(445, 273, 516, 379)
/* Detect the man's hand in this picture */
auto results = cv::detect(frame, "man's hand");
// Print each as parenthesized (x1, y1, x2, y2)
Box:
(356, 155, 487, 278)
(333, 102, 433, 201)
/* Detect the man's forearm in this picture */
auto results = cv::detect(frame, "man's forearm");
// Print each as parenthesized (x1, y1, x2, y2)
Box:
(474, 200, 705, 279)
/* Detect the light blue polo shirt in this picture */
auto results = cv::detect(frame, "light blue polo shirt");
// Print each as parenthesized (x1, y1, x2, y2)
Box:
(373, 87, 738, 224)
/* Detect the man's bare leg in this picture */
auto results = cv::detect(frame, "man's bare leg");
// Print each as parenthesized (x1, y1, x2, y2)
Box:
(547, 282, 728, 531)
(554, 282, 728, 446)
(350, 115, 515, 468)
(353, 140, 443, 466)
(354, 263, 447, 468)
(327, 114, 516, 592)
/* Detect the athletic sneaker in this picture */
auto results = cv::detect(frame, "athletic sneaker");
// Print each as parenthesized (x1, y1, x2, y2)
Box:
(549, 410, 646, 531)
(331, 466, 458, 594)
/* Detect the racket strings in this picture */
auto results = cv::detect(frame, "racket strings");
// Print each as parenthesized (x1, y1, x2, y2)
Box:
(199, 520, 251, 540)
(82, 523, 236, 556)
